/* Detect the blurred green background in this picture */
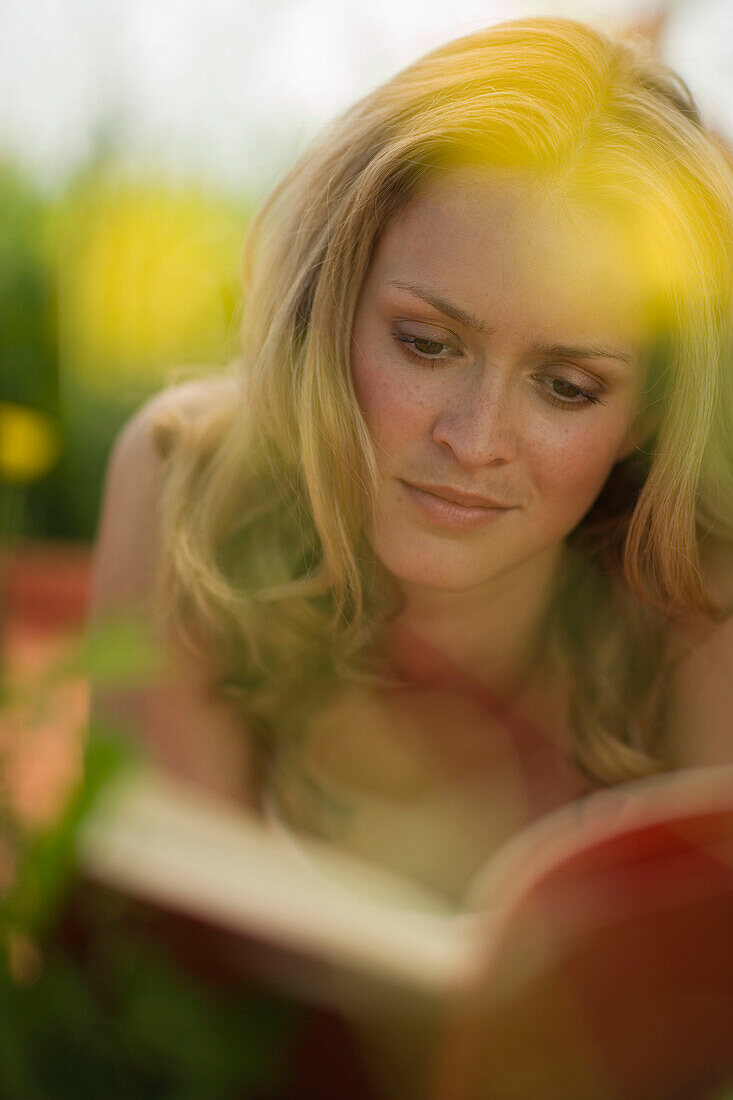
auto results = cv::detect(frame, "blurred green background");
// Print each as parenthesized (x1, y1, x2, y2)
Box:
(0, 157, 250, 543)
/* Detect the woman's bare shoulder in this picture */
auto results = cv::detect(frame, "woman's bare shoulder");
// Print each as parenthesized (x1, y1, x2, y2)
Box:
(89, 373, 260, 807)
(109, 372, 237, 477)
(90, 374, 236, 616)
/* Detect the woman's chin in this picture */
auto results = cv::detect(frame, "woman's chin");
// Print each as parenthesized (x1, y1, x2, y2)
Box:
(375, 540, 511, 595)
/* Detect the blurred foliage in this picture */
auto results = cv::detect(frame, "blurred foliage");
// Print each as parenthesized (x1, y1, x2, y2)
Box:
(0, 928, 298, 1100)
(0, 155, 252, 541)
(55, 613, 162, 689)
(0, 725, 129, 948)
(0, 160, 61, 543)
(0, 147, 298, 1095)
(0, 162, 58, 416)
(49, 168, 250, 540)
(0, 614, 160, 941)
(0, 617, 299, 1099)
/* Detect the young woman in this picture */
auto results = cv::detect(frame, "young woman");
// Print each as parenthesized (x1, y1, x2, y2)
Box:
(90, 17, 733, 906)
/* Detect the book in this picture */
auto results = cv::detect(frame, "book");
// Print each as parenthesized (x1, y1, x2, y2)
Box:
(73, 760, 733, 1100)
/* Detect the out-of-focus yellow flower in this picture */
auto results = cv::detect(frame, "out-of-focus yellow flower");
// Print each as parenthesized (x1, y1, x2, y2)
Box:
(0, 402, 59, 484)
(55, 178, 249, 394)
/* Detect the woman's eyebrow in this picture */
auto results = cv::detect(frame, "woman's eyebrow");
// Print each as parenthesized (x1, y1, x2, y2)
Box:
(531, 341, 635, 366)
(387, 280, 492, 336)
(387, 280, 634, 366)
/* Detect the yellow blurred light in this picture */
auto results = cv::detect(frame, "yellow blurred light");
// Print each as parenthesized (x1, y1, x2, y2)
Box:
(56, 180, 248, 393)
(0, 402, 59, 484)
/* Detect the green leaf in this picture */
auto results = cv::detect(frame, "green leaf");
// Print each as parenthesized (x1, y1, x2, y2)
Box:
(51, 613, 162, 689)
(3, 729, 134, 936)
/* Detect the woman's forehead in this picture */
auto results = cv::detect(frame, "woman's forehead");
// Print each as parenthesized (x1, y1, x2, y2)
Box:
(368, 168, 658, 357)
(382, 166, 649, 278)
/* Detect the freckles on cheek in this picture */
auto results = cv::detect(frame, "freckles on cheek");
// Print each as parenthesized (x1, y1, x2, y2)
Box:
(530, 423, 623, 498)
(352, 361, 427, 446)
(352, 371, 389, 440)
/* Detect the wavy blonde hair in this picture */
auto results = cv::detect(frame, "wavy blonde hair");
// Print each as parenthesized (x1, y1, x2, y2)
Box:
(154, 17, 733, 786)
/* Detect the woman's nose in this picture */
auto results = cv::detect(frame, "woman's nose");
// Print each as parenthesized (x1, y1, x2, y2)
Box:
(431, 375, 519, 468)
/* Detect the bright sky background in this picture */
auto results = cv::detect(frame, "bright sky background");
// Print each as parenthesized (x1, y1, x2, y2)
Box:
(2, 0, 732, 198)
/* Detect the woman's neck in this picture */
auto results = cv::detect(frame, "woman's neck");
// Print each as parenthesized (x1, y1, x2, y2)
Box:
(394, 545, 564, 697)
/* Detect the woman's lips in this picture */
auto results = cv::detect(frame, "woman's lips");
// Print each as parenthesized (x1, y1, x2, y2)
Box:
(398, 480, 515, 531)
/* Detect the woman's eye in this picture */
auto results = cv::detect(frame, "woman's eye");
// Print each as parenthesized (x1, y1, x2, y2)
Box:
(537, 374, 604, 409)
(393, 333, 456, 362)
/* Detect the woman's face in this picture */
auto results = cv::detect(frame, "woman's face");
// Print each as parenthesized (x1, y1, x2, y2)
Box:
(350, 169, 653, 596)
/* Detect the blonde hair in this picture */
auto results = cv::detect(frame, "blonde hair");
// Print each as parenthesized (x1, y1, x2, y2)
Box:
(155, 17, 733, 785)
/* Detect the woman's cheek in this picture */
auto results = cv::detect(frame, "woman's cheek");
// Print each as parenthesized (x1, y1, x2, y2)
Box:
(352, 356, 431, 450)
(528, 418, 628, 511)
(351, 346, 389, 435)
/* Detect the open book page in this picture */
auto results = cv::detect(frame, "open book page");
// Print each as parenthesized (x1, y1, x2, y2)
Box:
(76, 762, 733, 1001)
(76, 764, 479, 996)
